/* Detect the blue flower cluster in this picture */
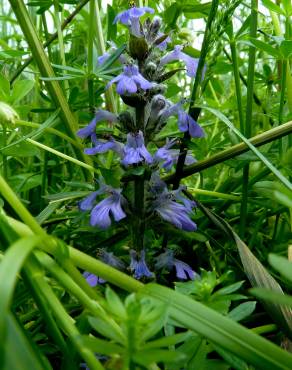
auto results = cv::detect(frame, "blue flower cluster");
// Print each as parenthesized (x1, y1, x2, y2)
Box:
(78, 5, 204, 281)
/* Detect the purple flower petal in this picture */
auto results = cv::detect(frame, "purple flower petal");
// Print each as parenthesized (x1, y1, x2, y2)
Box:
(84, 134, 123, 156)
(77, 110, 118, 139)
(79, 191, 99, 211)
(122, 131, 152, 166)
(83, 272, 99, 287)
(160, 45, 199, 77)
(130, 250, 153, 279)
(108, 65, 153, 95)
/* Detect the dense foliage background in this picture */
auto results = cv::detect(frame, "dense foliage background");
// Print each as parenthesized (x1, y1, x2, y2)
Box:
(0, 0, 292, 369)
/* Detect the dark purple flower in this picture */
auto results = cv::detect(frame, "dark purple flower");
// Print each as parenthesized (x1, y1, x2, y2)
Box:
(160, 102, 204, 138)
(155, 249, 199, 280)
(79, 186, 127, 229)
(114, 6, 154, 37)
(154, 138, 196, 171)
(83, 250, 125, 286)
(122, 130, 153, 166)
(77, 110, 118, 139)
(160, 45, 199, 77)
(107, 65, 153, 95)
(130, 249, 153, 279)
(84, 133, 123, 156)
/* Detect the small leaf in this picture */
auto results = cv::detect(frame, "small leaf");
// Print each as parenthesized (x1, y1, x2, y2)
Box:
(249, 38, 280, 58)
(10, 80, 34, 103)
(261, 0, 286, 15)
(228, 302, 256, 322)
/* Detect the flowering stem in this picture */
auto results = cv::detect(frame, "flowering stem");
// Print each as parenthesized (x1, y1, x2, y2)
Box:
(133, 105, 146, 251)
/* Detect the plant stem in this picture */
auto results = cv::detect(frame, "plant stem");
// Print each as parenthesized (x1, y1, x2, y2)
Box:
(88, 0, 95, 113)
(278, 59, 287, 156)
(188, 187, 240, 201)
(172, 0, 219, 190)
(159, 119, 292, 183)
(239, 0, 258, 237)
(25, 138, 99, 175)
(230, 38, 244, 133)
(14, 119, 83, 149)
(133, 105, 146, 251)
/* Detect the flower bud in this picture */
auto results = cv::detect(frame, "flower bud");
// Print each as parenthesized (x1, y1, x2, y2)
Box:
(0, 102, 19, 124)
(149, 17, 161, 39)
(146, 95, 167, 136)
(129, 34, 149, 61)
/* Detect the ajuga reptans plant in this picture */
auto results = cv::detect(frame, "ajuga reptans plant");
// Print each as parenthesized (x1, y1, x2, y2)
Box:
(77, 4, 204, 283)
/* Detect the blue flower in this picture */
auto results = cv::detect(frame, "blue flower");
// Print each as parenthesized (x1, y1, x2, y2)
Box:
(83, 271, 104, 286)
(160, 45, 199, 77)
(160, 102, 204, 138)
(122, 130, 153, 166)
(151, 177, 197, 231)
(130, 249, 153, 279)
(154, 138, 196, 171)
(83, 250, 125, 286)
(155, 249, 199, 280)
(77, 110, 118, 139)
(114, 6, 154, 37)
(84, 133, 123, 156)
(107, 65, 153, 95)
(172, 185, 197, 212)
(79, 186, 127, 229)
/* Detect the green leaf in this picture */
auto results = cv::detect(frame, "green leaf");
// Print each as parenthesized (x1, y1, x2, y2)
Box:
(201, 106, 292, 192)
(3, 313, 51, 370)
(88, 316, 125, 344)
(0, 73, 10, 100)
(249, 38, 280, 58)
(140, 283, 292, 369)
(251, 288, 292, 307)
(143, 331, 192, 349)
(198, 204, 292, 340)
(105, 286, 126, 318)
(133, 349, 186, 367)
(279, 40, 292, 58)
(261, 0, 286, 15)
(228, 302, 256, 322)
(213, 281, 244, 296)
(2, 141, 40, 157)
(269, 254, 292, 282)
(10, 79, 34, 103)
(81, 335, 123, 355)
(253, 181, 292, 208)
(107, 4, 117, 41)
